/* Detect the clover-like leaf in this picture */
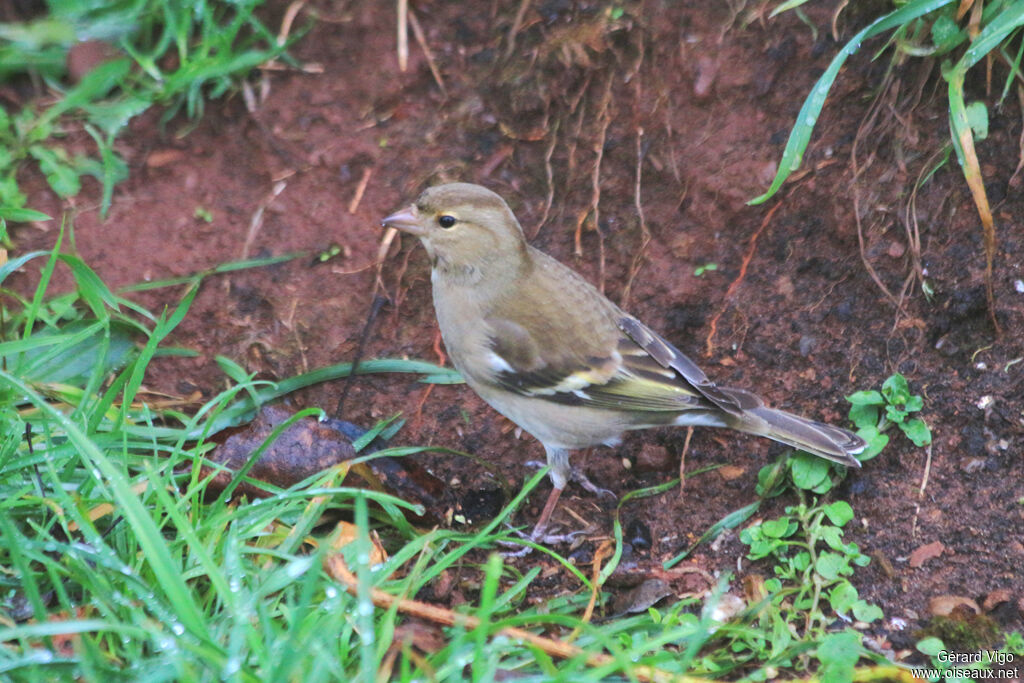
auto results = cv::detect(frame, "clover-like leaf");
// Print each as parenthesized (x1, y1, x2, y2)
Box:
(823, 501, 854, 527)
(881, 373, 911, 406)
(855, 425, 888, 460)
(901, 418, 932, 447)
(815, 551, 849, 580)
(791, 452, 831, 490)
(846, 390, 884, 406)
(852, 600, 883, 623)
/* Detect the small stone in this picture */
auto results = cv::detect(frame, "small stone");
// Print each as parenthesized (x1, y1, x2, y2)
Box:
(799, 335, 817, 356)
(962, 458, 986, 473)
(693, 56, 718, 98)
(636, 444, 672, 472)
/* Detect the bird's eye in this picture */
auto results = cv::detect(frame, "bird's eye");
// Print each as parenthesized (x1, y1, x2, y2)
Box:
(438, 215, 457, 229)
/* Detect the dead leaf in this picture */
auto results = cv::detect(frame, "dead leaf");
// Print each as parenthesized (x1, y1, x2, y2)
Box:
(331, 520, 388, 567)
(982, 588, 1012, 612)
(908, 540, 945, 568)
(609, 579, 672, 617)
(201, 405, 451, 524)
(928, 595, 980, 617)
(709, 592, 746, 623)
(742, 574, 767, 604)
(146, 149, 187, 168)
(717, 465, 746, 481)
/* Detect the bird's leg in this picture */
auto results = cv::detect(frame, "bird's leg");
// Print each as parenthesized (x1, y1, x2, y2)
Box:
(528, 484, 564, 541)
(528, 444, 571, 541)
(503, 446, 579, 554)
(523, 448, 617, 502)
(504, 446, 605, 554)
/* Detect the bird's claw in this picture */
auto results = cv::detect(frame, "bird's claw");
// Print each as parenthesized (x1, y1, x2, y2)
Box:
(570, 468, 617, 502)
(498, 524, 587, 556)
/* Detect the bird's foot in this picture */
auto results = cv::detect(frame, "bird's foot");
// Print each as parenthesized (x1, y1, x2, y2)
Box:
(499, 524, 587, 557)
(569, 468, 617, 502)
(523, 460, 617, 501)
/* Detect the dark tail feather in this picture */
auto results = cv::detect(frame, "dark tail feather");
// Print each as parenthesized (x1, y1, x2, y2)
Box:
(734, 406, 865, 467)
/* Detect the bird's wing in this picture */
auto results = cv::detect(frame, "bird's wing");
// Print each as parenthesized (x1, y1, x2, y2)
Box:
(616, 316, 757, 417)
(482, 315, 716, 412)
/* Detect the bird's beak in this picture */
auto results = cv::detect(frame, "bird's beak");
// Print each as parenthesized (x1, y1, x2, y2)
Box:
(381, 206, 425, 236)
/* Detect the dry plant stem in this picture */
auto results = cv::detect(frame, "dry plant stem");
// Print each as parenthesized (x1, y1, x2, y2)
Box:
(954, 113, 1000, 334)
(917, 443, 934, 498)
(506, 0, 532, 58)
(849, 71, 902, 309)
(241, 181, 287, 261)
(410, 382, 435, 430)
(968, 0, 982, 39)
(830, 0, 849, 42)
(325, 554, 700, 683)
(396, 0, 408, 71)
(898, 146, 945, 316)
(347, 167, 372, 214)
(955, 0, 975, 22)
(678, 426, 693, 499)
(574, 540, 613, 638)
(277, 0, 306, 45)
(326, 553, 914, 682)
(621, 126, 651, 308)
(375, 226, 399, 293)
(703, 202, 779, 358)
(533, 118, 559, 239)
(565, 75, 592, 191)
(1009, 85, 1024, 186)
(407, 8, 447, 97)
(909, 442, 934, 539)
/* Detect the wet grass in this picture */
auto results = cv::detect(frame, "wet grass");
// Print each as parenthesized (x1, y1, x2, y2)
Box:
(0, 236, 924, 681)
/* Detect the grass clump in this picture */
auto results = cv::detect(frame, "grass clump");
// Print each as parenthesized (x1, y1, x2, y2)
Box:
(0, 0, 299, 222)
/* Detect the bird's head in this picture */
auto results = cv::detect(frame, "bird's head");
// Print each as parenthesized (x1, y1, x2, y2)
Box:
(381, 183, 527, 276)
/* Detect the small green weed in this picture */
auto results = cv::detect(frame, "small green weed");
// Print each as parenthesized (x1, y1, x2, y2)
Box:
(742, 498, 883, 631)
(781, 372, 930, 498)
(848, 372, 932, 457)
(694, 262, 718, 276)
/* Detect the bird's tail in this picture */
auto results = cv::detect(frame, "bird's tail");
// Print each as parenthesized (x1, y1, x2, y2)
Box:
(732, 405, 865, 467)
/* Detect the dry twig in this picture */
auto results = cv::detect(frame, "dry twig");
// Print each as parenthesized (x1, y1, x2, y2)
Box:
(408, 7, 447, 96)
(396, 0, 408, 71)
(325, 551, 699, 683)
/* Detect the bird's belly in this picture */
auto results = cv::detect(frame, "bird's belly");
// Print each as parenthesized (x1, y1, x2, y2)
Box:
(469, 383, 630, 450)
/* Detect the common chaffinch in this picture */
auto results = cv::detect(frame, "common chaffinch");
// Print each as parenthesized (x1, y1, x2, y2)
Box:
(382, 183, 864, 542)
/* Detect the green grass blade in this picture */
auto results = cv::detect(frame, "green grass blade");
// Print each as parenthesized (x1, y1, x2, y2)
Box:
(750, 0, 956, 204)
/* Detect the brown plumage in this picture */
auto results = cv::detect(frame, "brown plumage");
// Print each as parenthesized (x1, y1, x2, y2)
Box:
(383, 183, 865, 542)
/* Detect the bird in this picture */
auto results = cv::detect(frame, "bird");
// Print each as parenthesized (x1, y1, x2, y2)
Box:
(381, 182, 865, 544)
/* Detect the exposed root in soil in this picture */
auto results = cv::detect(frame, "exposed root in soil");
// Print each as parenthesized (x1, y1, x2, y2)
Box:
(704, 202, 779, 358)
(620, 126, 651, 308)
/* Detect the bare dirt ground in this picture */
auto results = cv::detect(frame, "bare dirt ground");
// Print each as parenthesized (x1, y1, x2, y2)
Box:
(13, 0, 1024, 663)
